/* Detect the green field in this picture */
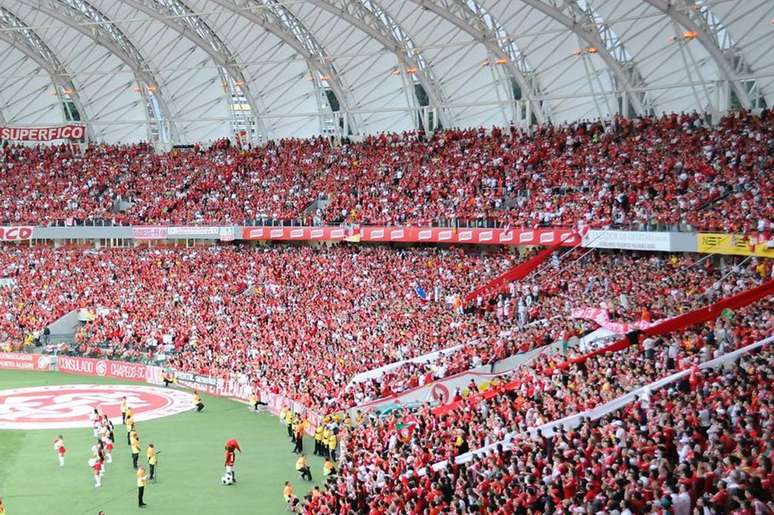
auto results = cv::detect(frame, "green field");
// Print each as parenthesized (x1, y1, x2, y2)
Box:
(0, 370, 325, 514)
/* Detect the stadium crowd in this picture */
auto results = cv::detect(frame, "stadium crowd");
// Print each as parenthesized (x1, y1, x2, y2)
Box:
(0, 107, 772, 514)
(0, 110, 771, 232)
(303, 297, 772, 514)
(2, 244, 766, 414)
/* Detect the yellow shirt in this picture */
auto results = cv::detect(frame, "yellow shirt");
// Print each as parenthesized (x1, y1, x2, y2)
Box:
(193, 393, 202, 404)
(283, 484, 294, 500)
(120, 400, 128, 414)
(147, 447, 157, 465)
(323, 460, 334, 474)
(136, 469, 147, 487)
(131, 441, 141, 454)
(295, 457, 306, 470)
(327, 434, 337, 450)
(314, 427, 323, 441)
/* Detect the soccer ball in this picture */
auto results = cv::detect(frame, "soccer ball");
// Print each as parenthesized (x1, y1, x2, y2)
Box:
(221, 472, 233, 485)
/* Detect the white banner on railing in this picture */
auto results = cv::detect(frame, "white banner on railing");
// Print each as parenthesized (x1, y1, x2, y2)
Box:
(582, 229, 671, 251)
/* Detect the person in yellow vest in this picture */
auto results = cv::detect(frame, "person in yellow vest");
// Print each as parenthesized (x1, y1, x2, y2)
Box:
(323, 456, 336, 477)
(146, 443, 157, 480)
(292, 419, 304, 454)
(327, 431, 337, 462)
(355, 410, 364, 426)
(120, 397, 129, 425)
(295, 454, 311, 481)
(131, 432, 141, 469)
(126, 416, 135, 446)
(313, 425, 324, 456)
(282, 481, 294, 503)
(193, 390, 204, 412)
(0, 497, 5, 515)
(321, 427, 331, 457)
(136, 465, 148, 507)
(284, 410, 293, 439)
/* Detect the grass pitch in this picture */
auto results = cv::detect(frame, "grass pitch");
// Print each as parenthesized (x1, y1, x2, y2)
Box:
(0, 370, 325, 514)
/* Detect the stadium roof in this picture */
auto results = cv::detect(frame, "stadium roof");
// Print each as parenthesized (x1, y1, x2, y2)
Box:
(0, 0, 771, 144)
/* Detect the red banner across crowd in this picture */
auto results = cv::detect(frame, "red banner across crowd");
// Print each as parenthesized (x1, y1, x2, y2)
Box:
(0, 125, 85, 141)
(463, 242, 563, 304)
(241, 226, 580, 247)
(553, 278, 774, 371)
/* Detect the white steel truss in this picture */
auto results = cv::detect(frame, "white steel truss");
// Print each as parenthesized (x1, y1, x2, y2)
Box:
(118, 0, 268, 142)
(0, 0, 771, 143)
(204, 0, 359, 136)
(15, 0, 179, 143)
(0, 6, 91, 135)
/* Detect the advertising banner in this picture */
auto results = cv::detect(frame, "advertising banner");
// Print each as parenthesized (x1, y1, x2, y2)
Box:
(0, 353, 50, 371)
(131, 226, 168, 240)
(241, 226, 580, 247)
(697, 233, 774, 258)
(0, 125, 85, 141)
(582, 229, 671, 251)
(56, 355, 160, 384)
(0, 226, 34, 241)
(174, 371, 222, 396)
(131, 226, 222, 240)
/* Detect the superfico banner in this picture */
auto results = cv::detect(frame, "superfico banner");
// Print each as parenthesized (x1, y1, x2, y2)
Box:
(0, 125, 85, 141)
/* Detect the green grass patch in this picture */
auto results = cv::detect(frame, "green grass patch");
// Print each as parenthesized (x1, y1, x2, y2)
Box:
(0, 370, 324, 514)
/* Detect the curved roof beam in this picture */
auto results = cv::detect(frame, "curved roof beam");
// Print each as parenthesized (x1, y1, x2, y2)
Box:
(18, 0, 179, 143)
(205, 0, 360, 135)
(120, 0, 268, 141)
(0, 6, 93, 136)
(301, 0, 451, 129)
(644, 0, 751, 108)
(518, 0, 646, 117)
(412, 0, 546, 125)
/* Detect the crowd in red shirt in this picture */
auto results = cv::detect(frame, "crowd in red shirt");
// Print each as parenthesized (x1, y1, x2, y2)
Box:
(305, 295, 772, 514)
(1, 110, 771, 232)
(2, 244, 765, 414)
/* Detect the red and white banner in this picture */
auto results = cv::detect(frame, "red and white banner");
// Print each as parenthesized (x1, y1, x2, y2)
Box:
(570, 307, 658, 334)
(0, 125, 85, 141)
(0, 352, 49, 371)
(56, 355, 162, 385)
(0, 226, 34, 241)
(242, 226, 580, 247)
